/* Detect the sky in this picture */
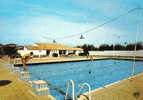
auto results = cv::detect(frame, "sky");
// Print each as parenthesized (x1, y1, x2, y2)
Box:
(0, 0, 143, 47)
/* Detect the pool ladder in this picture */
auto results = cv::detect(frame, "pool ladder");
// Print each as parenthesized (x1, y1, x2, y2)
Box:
(76, 83, 91, 100)
(65, 80, 75, 100)
(65, 80, 91, 100)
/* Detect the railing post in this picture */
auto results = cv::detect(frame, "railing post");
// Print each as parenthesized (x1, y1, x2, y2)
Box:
(76, 83, 91, 100)
(65, 80, 75, 100)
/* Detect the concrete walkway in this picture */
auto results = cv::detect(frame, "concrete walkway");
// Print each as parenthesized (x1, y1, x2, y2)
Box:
(12, 56, 143, 66)
(13, 56, 110, 65)
(78, 73, 143, 100)
(0, 59, 55, 100)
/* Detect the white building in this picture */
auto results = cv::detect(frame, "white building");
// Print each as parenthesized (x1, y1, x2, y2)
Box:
(18, 42, 83, 57)
(18, 46, 46, 57)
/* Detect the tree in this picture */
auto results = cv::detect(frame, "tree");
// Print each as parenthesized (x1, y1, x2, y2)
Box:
(82, 44, 89, 55)
(136, 42, 143, 50)
(0, 44, 4, 55)
(125, 42, 143, 50)
(76, 42, 143, 52)
(3, 44, 17, 57)
(76, 44, 97, 55)
(99, 44, 110, 51)
(114, 44, 126, 50)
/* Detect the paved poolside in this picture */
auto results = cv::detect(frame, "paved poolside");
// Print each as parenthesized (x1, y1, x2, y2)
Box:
(12, 56, 143, 66)
(78, 73, 143, 100)
(12, 56, 109, 65)
(0, 59, 55, 100)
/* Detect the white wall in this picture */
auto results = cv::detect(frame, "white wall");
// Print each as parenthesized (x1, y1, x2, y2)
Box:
(65, 50, 69, 55)
(18, 49, 46, 57)
(89, 50, 143, 57)
(18, 47, 83, 57)
(75, 50, 84, 55)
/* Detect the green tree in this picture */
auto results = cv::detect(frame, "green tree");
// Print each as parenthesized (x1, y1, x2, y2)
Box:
(99, 44, 110, 51)
(3, 44, 17, 57)
(76, 44, 97, 55)
(114, 44, 126, 50)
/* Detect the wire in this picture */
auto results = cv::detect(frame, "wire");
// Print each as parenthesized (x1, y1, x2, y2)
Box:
(54, 7, 138, 40)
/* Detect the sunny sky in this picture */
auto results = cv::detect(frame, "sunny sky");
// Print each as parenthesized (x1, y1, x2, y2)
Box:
(0, 0, 143, 46)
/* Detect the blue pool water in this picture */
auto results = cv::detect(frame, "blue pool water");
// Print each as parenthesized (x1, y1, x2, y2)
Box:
(20, 59, 143, 100)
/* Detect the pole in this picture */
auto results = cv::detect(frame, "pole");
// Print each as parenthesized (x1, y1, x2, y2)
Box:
(131, 7, 140, 76)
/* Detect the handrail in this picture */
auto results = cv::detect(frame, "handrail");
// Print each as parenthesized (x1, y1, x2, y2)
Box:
(65, 80, 75, 100)
(76, 83, 91, 100)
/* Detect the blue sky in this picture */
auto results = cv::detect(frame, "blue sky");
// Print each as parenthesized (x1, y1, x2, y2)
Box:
(0, 0, 143, 46)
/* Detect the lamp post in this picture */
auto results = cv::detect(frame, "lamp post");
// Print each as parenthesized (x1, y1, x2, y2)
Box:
(113, 34, 120, 57)
(131, 7, 141, 76)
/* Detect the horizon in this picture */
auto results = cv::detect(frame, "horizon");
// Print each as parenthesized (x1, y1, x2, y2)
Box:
(1, 41, 143, 48)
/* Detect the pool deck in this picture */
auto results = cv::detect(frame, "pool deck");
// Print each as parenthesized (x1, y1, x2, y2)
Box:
(12, 56, 109, 66)
(0, 59, 56, 100)
(12, 56, 143, 66)
(77, 73, 143, 100)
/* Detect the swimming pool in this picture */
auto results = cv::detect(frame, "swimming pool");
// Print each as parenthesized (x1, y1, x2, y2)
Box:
(20, 59, 143, 100)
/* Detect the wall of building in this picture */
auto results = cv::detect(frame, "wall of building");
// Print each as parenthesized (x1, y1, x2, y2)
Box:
(18, 49, 46, 57)
(18, 47, 83, 57)
(75, 50, 84, 56)
(89, 50, 143, 57)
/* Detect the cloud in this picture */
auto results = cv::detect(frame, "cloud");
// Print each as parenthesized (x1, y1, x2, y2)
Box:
(0, 0, 142, 46)
(13, 15, 134, 46)
(1, 12, 142, 46)
(65, 0, 141, 17)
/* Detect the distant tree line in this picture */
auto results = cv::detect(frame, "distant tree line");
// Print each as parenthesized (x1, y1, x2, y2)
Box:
(98, 42, 143, 51)
(0, 44, 21, 58)
(77, 42, 143, 55)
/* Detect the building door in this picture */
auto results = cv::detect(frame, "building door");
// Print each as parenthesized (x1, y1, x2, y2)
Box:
(46, 50, 50, 56)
